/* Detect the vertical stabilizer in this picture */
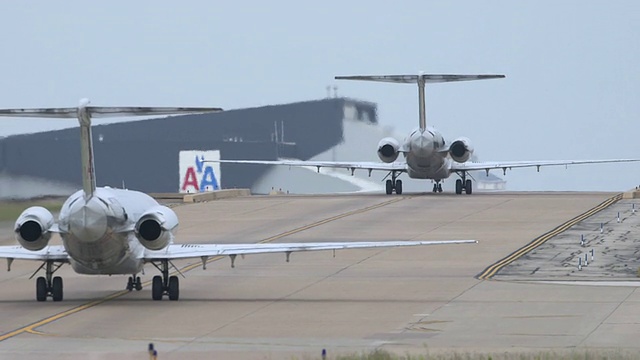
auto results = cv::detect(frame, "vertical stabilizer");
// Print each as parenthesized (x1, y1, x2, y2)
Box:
(335, 74, 505, 132)
(417, 75, 426, 131)
(0, 101, 223, 198)
(77, 103, 97, 198)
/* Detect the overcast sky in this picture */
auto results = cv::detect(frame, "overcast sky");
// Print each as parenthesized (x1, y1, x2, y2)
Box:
(0, 1, 638, 191)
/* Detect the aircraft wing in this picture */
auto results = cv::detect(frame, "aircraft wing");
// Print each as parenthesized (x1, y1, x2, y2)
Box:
(0, 246, 69, 262)
(205, 159, 407, 172)
(451, 158, 640, 173)
(143, 240, 477, 261)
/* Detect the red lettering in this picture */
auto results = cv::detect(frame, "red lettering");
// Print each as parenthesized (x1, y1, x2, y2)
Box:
(181, 167, 200, 192)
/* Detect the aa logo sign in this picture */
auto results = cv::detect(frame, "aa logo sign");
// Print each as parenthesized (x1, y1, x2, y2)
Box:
(179, 150, 221, 193)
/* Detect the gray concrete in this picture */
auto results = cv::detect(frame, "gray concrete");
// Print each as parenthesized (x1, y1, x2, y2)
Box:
(0, 192, 638, 359)
(498, 199, 640, 280)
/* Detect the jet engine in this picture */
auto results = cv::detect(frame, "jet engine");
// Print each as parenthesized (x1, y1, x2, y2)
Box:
(14, 206, 55, 251)
(134, 206, 178, 251)
(377, 137, 400, 163)
(448, 137, 474, 163)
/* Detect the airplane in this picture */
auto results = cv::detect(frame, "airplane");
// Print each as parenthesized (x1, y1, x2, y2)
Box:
(205, 74, 640, 195)
(0, 99, 476, 302)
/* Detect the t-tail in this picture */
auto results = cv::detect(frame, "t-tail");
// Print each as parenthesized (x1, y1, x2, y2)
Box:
(0, 99, 222, 198)
(335, 74, 505, 132)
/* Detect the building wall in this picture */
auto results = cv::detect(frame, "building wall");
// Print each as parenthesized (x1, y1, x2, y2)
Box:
(0, 98, 378, 196)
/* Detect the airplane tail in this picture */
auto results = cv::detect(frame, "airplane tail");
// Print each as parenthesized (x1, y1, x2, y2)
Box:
(0, 101, 222, 198)
(335, 74, 505, 131)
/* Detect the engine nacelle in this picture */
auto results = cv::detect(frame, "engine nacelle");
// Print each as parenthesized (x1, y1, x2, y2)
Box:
(134, 206, 179, 251)
(14, 206, 55, 251)
(377, 137, 400, 163)
(449, 137, 475, 163)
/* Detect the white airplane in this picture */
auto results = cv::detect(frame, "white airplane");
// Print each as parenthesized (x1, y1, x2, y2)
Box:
(0, 99, 476, 301)
(206, 74, 640, 195)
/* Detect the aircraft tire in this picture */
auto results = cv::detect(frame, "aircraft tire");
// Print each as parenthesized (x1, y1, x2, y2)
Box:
(455, 179, 463, 195)
(52, 276, 63, 302)
(385, 180, 393, 195)
(465, 179, 473, 195)
(168, 276, 179, 301)
(36, 277, 47, 302)
(395, 180, 403, 195)
(152, 276, 163, 301)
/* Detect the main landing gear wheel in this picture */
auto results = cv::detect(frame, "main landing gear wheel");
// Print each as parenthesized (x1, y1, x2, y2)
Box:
(168, 276, 179, 301)
(456, 172, 473, 195)
(152, 276, 163, 300)
(36, 276, 63, 302)
(395, 180, 402, 195)
(385, 172, 402, 195)
(35, 260, 64, 302)
(51, 277, 63, 301)
(36, 277, 47, 302)
(151, 259, 180, 301)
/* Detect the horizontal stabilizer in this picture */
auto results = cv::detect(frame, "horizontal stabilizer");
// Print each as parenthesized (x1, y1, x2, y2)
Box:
(0, 108, 78, 118)
(335, 74, 505, 84)
(0, 106, 223, 119)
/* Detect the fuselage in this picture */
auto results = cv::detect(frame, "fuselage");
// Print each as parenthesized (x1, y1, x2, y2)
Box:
(57, 187, 161, 275)
(402, 127, 452, 180)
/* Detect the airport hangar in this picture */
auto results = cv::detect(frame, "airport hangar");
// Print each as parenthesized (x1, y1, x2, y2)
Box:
(0, 97, 504, 199)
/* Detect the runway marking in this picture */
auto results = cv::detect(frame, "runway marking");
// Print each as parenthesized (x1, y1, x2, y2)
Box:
(476, 193, 622, 280)
(0, 289, 129, 342)
(0, 196, 407, 343)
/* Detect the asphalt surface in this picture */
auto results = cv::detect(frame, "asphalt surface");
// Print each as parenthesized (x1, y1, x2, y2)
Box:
(0, 191, 638, 359)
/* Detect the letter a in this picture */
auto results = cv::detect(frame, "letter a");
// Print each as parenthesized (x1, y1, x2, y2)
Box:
(200, 166, 220, 191)
(181, 167, 200, 192)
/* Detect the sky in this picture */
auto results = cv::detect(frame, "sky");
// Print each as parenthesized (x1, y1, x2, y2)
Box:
(0, 1, 638, 191)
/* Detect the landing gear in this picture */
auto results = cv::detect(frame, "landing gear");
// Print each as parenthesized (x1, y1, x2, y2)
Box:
(150, 259, 179, 301)
(52, 277, 63, 301)
(36, 277, 47, 301)
(34, 260, 64, 302)
(126, 275, 142, 291)
(385, 172, 403, 195)
(432, 182, 443, 193)
(455, 171, 473, 195)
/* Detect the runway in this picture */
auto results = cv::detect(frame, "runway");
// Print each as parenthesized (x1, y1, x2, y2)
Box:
(0, 191, 638, 359)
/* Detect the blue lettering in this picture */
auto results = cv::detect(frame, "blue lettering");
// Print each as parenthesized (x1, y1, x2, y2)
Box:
(199, 166, 220, 191)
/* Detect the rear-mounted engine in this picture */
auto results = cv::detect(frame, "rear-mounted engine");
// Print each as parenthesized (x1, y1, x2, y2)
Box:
(15, 206, 55, 251)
